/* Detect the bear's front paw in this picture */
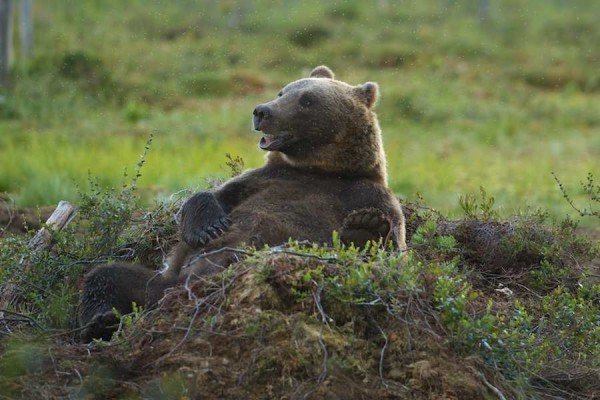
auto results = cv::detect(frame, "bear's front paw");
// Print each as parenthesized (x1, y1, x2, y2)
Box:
(180, 192, 231, 248)
(80, 310, 120, 343)
(183, 215, 231, 248)
(340, 208, 391, 248)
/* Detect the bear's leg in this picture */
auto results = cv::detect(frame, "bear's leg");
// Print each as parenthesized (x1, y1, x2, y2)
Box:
(340, 208, 392, 248)
(78, 263, 172, 342)
(180, 249, 242, 283)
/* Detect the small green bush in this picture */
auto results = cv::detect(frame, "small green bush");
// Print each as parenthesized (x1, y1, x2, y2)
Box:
(58, 51, 117, 97)
(288, 25, 331, 48)
(184, 71, 232, 97)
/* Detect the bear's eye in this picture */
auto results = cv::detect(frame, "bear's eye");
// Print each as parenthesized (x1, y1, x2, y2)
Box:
(299, 93, 314, 107)
(277, 91, 283, 97)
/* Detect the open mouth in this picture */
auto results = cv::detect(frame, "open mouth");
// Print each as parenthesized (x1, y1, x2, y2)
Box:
(259, 133, 289, 151)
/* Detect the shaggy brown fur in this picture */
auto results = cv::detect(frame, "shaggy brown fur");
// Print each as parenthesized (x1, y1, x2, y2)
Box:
(79, 66, 406, 341)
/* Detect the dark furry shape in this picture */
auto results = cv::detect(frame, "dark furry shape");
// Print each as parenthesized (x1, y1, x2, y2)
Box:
(78, 66, 407, 341)
(340, 207, 392, 247)
(80, 310, 120, 342)
(171, 167, 406, 281)
(78, 263, 175, 342)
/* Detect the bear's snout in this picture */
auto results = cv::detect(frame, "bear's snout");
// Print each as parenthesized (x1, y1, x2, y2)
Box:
(253, 104, 273, 131)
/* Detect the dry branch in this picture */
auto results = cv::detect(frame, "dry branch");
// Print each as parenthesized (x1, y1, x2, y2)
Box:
(28, 201, 76, 250)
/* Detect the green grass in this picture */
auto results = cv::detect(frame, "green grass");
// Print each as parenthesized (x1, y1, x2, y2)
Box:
(0, 0, 598, 223)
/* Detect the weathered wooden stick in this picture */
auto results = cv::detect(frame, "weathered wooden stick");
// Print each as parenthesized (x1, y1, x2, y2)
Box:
(28, 201, 76, 251)
(0, 201, 76, 308)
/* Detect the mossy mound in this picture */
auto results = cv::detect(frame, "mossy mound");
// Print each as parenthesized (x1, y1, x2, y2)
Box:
(0, 189, 598, 399)
(0, 255, 504, 399)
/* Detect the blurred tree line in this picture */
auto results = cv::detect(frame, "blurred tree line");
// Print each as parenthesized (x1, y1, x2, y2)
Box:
(0, 0, 32, 88)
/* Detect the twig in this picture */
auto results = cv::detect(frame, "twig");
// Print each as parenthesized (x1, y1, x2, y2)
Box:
(185, 247, 253, 269)
(187, 246, 341, 267)
(312, 284, 329, 384)
(0, 308, 43, 329)
(164, 272, 204, 357)
(271, 248, 339, 263)
(373, 318, 389, 388)
(73, 368, 84, 397)
(469, 367, 507, 400)
(145, 267, 248, 368)
(552, 172, 599, 219)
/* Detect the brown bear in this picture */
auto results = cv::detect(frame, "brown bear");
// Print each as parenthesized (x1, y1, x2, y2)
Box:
(78, 66, 406, 341)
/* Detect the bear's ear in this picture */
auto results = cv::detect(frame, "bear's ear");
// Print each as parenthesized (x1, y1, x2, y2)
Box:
(309, 65, 335, 79)
(354, 82, 379, 108)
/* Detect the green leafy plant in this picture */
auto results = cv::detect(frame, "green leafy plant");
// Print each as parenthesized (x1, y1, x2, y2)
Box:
(459, 186, 498, 220)
(553, 172, 599, 220)
(0, 136, 153, 328)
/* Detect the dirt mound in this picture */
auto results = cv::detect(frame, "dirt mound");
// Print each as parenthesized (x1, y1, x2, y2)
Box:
(1, 255, 507, 399)
(0, 198, 597, 399)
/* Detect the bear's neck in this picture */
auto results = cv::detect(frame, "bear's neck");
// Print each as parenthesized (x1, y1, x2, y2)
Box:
(267, 122, 388, 186)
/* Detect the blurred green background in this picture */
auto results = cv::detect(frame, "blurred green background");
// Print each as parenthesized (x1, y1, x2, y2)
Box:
(0, 0, 598, 222)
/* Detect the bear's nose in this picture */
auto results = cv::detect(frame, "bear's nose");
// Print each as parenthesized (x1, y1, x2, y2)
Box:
(253, 104, 272, 130)
(253, 104, 272, 120)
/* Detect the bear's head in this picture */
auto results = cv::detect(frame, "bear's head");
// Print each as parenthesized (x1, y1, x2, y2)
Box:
(253, 66, 388, 184)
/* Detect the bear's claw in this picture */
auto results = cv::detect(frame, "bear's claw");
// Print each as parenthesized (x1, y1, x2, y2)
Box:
(190, 216, 231, 247)
(340, 208, 391, 247)
(180, 193, 232, 248)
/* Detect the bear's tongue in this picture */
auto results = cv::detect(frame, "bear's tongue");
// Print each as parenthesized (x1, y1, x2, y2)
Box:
(259, 134, 274, 150)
